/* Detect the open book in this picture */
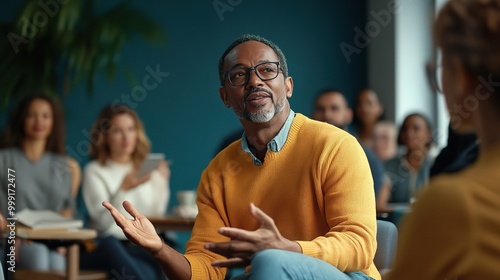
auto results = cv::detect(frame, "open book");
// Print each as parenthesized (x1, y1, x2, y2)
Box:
(17, 209, 83, 230)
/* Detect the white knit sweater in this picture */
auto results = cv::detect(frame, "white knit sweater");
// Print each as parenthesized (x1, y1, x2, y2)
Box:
(83, 159, 169, 239)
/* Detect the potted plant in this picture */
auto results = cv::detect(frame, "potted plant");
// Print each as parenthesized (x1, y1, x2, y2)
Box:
(0, 0, 166, 107)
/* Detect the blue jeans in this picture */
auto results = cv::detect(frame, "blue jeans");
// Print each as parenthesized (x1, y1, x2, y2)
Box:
(18, 242, 65, 271)
(80, 236, 165, 280)
(230, 249, 372, 280)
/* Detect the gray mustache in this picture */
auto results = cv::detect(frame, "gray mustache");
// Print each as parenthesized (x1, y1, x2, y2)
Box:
(243, 88, 272, 102)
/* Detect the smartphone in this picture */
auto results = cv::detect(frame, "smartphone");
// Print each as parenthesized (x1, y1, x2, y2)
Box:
(137, 153, 165, 177)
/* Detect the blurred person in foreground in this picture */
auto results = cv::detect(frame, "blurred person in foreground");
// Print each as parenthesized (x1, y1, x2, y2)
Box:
(429, 122, 478, 177)
(387, 0, 500, 278)
(102, 34, 379, 280)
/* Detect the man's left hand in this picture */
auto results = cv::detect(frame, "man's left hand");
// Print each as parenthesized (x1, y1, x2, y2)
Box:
(205, 203, 301, 268)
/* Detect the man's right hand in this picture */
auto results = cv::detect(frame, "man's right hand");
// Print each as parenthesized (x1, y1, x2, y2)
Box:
(103, 201, 193, 280)
(102, 201, 163, 254)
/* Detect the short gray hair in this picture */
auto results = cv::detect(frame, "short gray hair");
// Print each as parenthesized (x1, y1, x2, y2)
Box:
(218, 34, 289, 86)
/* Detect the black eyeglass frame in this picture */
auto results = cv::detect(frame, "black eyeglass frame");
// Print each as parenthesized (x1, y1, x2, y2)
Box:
(426, 60, 442, 94)
(223, 61, 282, 86)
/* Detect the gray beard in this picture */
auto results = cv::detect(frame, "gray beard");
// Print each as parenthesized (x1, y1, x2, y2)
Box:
(234, 97, 285, 123)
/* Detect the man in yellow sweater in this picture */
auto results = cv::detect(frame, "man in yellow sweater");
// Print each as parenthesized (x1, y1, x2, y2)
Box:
(103, 34, 380, 280)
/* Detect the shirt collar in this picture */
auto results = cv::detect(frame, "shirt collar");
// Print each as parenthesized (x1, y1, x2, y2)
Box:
(241, 109, 295, 165)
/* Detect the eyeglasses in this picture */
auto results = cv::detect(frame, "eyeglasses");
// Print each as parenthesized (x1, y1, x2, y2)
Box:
(426, 61, 442, 94)
(224, 62, 281, 86)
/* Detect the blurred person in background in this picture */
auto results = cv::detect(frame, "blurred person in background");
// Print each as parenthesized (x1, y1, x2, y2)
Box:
(372, 120, 398, 162)
(371, 120, 399, 210)
(352, 88, 385, 147)
(380, 113, 434, 207)
(81, 103, 170, 280)
(0, 94, 81, 272)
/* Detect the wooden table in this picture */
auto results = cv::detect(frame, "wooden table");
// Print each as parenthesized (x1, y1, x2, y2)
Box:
(377, 202, 411, 215)
(148, 216, 196, 232)
(16, 227, 97, 280)
(376, 203, 412, 224)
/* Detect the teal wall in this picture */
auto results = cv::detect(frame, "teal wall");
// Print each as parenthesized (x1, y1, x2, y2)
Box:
(1, 1, 368, 212)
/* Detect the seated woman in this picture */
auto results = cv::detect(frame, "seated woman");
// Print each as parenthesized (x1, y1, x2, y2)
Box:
(352, 88, 385, 147)
(81, 103, 170, 280)
(0, 94, 81, 271)
(380, 113, 434, 207)
(388, 0, 500, 278)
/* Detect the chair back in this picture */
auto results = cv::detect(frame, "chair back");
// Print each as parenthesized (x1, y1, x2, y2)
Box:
(374, 220, 398, 271)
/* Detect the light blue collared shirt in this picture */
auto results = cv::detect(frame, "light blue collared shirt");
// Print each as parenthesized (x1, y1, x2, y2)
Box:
(241, 109, 295, 166)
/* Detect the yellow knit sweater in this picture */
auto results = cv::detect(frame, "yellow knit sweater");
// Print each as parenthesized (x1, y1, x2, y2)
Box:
(387, 143, 500, 279)
(185, 113, 380, 280)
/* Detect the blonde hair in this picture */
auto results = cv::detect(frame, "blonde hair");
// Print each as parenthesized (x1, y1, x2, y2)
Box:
(88, 104, 150, 168)
(435, 0, 500, 79)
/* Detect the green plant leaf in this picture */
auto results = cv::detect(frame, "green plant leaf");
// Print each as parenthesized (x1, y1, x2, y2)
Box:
(0, 0, 167, 107)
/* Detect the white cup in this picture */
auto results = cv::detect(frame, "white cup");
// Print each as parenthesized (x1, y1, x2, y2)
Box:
(177, 190, 196, 207)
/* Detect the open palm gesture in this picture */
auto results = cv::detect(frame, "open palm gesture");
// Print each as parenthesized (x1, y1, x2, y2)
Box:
(102, 201, 163, 254)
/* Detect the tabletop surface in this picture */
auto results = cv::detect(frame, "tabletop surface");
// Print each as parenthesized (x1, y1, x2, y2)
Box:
(148, 215, 196, 231)
(377, 202, 412, 214)
(16, 226, 97, 240)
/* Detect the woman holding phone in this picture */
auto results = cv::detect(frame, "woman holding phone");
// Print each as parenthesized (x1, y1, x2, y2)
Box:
(81, 103, 170, 279)
(83, 103, 170, 238)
